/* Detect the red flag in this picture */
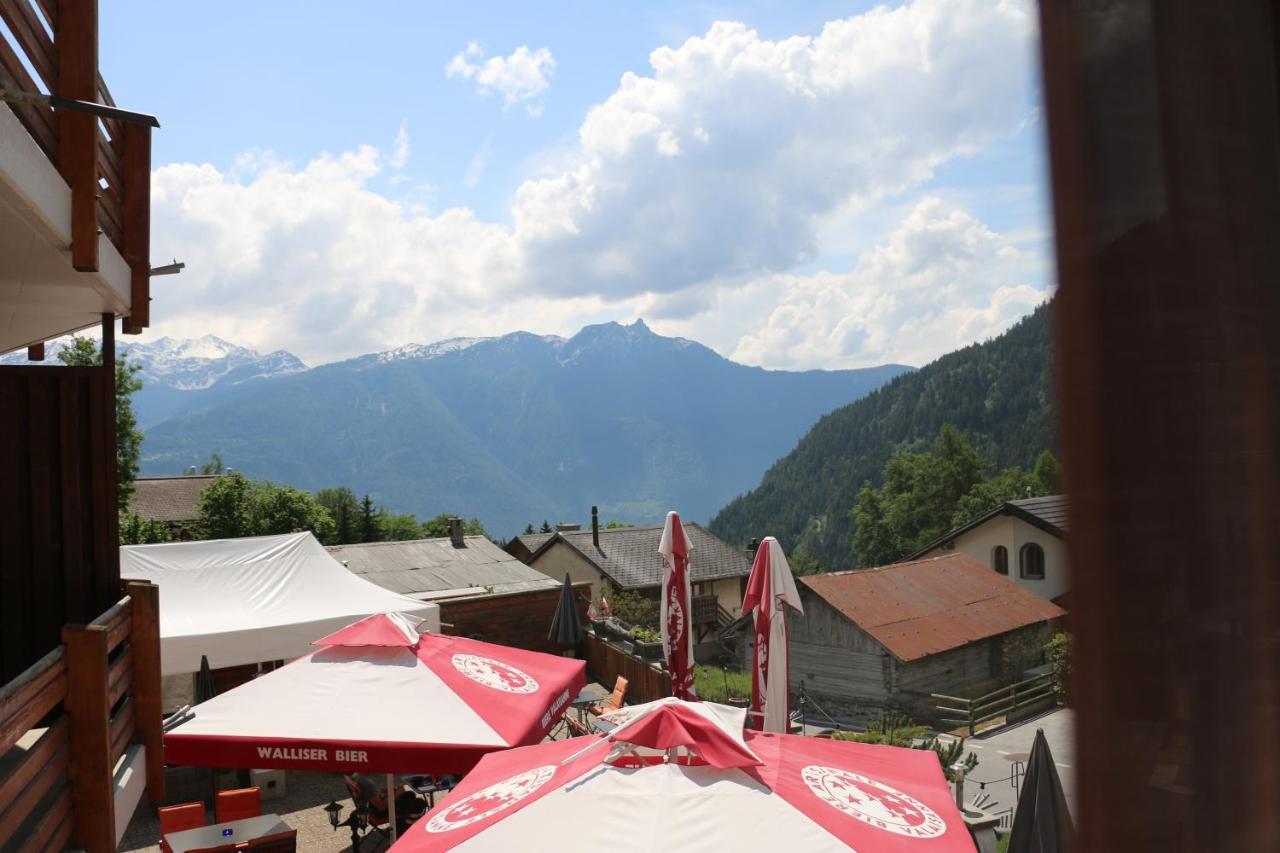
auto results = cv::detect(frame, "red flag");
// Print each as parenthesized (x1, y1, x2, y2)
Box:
(659, 512, 697, 700)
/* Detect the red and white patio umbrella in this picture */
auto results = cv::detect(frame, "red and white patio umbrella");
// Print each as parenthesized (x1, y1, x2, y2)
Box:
(165, 612, 586, 774)
(389, 698, 975, 852)
(658, 511, 697, 700)
(742, 536, 804, 732)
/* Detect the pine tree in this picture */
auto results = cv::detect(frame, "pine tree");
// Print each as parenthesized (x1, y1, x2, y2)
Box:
(523, 523, 535, 535)
(539, 519, 552, 534)
(359, 494, 381, 543)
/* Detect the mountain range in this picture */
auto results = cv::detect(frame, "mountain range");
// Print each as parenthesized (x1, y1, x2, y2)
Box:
(130, 320, 911, 537)
(710, 302, 1056, 568)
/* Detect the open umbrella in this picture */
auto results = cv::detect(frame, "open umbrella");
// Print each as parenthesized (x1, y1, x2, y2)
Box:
(167, 613, 586, 839)
(658, 511, 696, 700)
(546, 574, 584, 650)
(389, 698, 976, 852)
(742, 537, 804, 733)
(1007, 729, 1074, 852)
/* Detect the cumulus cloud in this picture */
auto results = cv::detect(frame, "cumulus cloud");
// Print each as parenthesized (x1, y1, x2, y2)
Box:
(720, 198, 1050, 369)
(446, 42, 556, 115)
(390, 120, 410, 168)
(146, 0, 1044, 369)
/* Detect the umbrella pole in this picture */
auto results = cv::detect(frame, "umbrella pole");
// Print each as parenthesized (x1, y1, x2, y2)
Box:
(387, 772, 397, 843)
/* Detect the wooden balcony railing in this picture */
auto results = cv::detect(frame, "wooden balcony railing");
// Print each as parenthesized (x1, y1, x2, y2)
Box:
(0, 0, 152, 332)
(692, 593, 719, 625)
(0, 581, 164, 853)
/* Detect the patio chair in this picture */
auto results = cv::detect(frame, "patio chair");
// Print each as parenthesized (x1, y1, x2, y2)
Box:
(244, 829, 298, 851)
(159, 801, 206, 853)
(215, 786, 261, 823)
(589, 676, 628, 715)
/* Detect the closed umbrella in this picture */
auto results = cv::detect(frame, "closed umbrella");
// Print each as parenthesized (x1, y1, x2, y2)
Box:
(388, 698, 976, 852)
(741, 537, 803, 733)
(1007, 729, 1074, 853)
(546, 574, 584, 650)
(195, 654, 217, 703)
(658, 511, 696, 700)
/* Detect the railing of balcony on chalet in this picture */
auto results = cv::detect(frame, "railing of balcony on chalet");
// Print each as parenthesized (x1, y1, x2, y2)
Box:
(0, 581, 164, 853)
(0, 0, 152, 332)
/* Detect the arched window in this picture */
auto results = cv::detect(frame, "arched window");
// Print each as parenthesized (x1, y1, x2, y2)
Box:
(992, 545, 1009, 575)
(1020, 543, 1046, 579)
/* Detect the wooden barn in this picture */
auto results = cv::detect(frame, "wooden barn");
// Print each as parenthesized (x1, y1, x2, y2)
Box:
(789, 553, 1065, 723)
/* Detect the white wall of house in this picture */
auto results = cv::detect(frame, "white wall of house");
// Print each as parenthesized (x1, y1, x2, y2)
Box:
(529, 544, 606, 602)
(923, 515, 1069, 601)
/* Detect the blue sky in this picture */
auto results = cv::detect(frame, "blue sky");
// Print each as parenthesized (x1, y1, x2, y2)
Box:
(99, 0, 1053, 369)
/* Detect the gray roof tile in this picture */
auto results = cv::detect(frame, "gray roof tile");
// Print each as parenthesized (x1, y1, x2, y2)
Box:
(327, 536, 559, 598)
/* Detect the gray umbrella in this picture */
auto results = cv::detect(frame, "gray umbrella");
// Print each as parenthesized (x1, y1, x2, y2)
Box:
(1007, 728, 1075, 853)
(195, 654, 217, 704)
(547, 574, 585, 647)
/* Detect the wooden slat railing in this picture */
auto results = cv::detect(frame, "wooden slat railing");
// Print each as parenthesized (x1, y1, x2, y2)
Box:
(584, 631, 672, 705)
(0, 0, 153, 332)
(932, 671, 1056, 736)
(0, 580, 164, 853)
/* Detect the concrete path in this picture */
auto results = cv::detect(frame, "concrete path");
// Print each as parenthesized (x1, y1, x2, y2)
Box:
(943, 707, 1075, 826)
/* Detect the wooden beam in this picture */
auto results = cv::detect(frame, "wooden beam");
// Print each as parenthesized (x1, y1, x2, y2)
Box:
(97, 312, 118, 606)
(26, 342, 45, 361)
(121, 122, 150, 333)
(62, 623, 113, 852)
(55, 0, 98, 272)
(126, 580, 164, 803)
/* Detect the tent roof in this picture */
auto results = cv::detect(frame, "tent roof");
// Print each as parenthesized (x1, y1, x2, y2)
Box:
(120, 532, 440, 675)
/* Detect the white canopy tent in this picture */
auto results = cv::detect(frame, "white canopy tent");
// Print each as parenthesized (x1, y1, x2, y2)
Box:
(121, 532, 440, 676)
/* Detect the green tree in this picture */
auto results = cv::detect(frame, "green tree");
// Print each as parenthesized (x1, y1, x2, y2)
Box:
(851, 481, 899, 567)
(199, 452, 225, 475)
(248, 483, 335, 541)
(119, 510, 171, 545)
(950, 467, 1041, 528)
(788, 551, 823, 576)
(315, 487, 360, 544)
(197, 471, 255, 538)
(56, 335, 143, 511)
(419, 514, 488, 539)
(603, 520, 635, 529)
(1033, 450, 1062, 494)
(925, 736, 979, 783)
(523, 523, 535, 535)
(359, 494, 381, 543)
(379, 512, 423, 542)
(539, 520, 552, 534)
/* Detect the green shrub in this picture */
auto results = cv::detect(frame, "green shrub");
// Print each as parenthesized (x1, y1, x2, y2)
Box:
(831, 713, 930, 747)
(630, 627, 660, 643)
(694, 666, 751, 702)
(598, 584, 659, 630)
(1046, 632, 1072, 701)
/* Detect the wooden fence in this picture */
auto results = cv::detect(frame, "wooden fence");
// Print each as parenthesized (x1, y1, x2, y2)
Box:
(932, 671, 1056, 736)
(0, 580, 164, 852)
(583, 632, 672, 705)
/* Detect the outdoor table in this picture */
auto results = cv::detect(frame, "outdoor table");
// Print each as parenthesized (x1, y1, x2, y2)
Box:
(404, 774, 456, 809)
(164, 813, 290, 853)
(569, 684, 609, 725)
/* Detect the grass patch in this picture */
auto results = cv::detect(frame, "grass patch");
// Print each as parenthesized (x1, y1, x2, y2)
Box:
(694, 666, 751, 702)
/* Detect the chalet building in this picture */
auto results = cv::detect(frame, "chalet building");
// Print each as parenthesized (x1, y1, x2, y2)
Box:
(128, 474, 219, 539)
(327, 520, 587, 654)
(790, 553, 1065, 723)
(907, 494, 1070, 604)
(509, 510, 752, 646)
(1, 3, 165, 849)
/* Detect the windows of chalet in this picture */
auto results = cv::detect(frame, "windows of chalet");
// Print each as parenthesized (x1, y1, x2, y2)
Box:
(993, 545, 1009, 575)
(1020, 542, 1046, 579)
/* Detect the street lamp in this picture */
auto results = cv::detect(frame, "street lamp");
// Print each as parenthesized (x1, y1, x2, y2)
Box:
(324, 800, 342, 829)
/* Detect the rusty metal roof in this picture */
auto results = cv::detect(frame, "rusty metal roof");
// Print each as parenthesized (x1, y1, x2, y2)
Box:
(799, 553, 1065, 662)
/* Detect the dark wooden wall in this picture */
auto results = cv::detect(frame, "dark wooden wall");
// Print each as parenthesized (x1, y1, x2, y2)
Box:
(0, 365, 119, 684)
(1041, 1, 1280, 848)
(438, 583, 591, 654)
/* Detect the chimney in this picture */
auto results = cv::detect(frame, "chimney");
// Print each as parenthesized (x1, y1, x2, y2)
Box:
(448, 517, 465, 548)
(747, 538, 760, 560)
(592, 506, 599, 548)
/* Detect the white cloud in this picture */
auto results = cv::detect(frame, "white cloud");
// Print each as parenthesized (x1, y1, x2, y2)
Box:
(446, 42, 556, 115)
(390, 120, 410, 168)
(463, 137, 493, 188)
(146, 0, 1045, 369)
(718, 197, 1050, 369)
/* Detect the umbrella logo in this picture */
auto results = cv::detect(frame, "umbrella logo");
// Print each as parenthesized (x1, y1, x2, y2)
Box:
(451, 654, 540, 694)
(666, 584, 685, 645)
(801, 765, 946, 838)
(424, 765, 557, 833)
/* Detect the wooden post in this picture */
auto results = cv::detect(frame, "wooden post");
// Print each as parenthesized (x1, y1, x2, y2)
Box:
(27, 343, 45, 361)
(121, 123, 151, 334)
(63, 623, 114, 852)
(127, 581, 164, 804)
(56, 0, 99, 272)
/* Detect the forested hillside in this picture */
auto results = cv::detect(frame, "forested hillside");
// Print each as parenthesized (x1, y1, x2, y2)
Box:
(710, 302, 1055, 568)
